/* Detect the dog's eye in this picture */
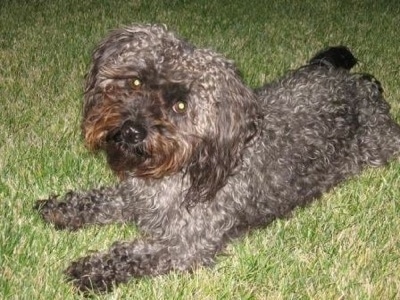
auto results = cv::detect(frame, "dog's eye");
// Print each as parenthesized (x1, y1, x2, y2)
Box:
(172, 101, 187, 114)
(130, 77, 142, 89)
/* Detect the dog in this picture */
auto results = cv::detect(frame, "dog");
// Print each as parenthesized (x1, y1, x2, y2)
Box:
(35, 24, 400, 293)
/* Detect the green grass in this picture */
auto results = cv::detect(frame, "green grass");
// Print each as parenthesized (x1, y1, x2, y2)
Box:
(1, 0, 400, 299)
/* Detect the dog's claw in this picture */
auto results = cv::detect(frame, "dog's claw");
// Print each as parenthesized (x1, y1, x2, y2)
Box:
(65, 256, 116, 294)
(34, 196, 82, 230)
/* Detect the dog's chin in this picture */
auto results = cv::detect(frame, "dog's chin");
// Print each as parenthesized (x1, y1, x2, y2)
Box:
(103, 139, 148, 178)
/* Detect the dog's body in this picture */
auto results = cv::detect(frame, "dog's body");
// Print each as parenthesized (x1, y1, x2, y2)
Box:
(35, 24, 400, 293)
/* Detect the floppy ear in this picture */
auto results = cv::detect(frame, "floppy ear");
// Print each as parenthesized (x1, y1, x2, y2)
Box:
(184, 72, 259, 206)
(82, 25, 152, 122)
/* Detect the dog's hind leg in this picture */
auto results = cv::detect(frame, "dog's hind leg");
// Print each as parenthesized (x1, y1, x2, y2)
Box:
(308, 46, 400, 165)
(355, 75, 400, 166)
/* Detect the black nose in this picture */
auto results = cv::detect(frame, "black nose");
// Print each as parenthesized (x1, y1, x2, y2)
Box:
(117, 121, 147, 145)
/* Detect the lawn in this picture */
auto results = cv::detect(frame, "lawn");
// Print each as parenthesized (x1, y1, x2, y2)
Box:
(1, 0, 400, 299)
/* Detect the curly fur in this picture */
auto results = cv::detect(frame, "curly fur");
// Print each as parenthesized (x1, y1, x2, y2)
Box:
(35, 24, 400, 293)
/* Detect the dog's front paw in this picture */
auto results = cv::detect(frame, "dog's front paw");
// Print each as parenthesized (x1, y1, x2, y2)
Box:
(34, 195, 83, 230)
(65, 255, 119, 294)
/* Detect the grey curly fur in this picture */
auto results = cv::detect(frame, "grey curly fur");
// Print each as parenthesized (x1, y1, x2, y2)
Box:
(35, 24, 400, 293)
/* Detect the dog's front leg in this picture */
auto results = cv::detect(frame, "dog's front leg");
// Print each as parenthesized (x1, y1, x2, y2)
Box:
(65, 239, 169, 293)
(65, 200, 235, 293)
(65, 233, 224, 294)
(34, 185, 131, 230)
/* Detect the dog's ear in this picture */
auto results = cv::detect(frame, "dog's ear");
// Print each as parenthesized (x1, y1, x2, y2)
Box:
(83, 25, 157, 125)
(185, 69, 259, 206)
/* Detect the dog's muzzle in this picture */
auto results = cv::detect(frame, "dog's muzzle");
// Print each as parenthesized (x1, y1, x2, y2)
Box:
(108, 120, 147, 146)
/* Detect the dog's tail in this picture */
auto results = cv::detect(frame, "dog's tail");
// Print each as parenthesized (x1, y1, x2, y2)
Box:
(308, 46, 357, 70)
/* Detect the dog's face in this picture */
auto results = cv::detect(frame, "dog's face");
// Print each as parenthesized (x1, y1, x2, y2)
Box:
(82, 24, 258, 203)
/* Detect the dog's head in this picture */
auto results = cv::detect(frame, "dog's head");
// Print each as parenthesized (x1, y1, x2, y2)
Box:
(83, 24, 258, 204)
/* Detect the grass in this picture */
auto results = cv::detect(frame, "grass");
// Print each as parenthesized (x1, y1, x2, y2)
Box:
(1, 0, 400, 299)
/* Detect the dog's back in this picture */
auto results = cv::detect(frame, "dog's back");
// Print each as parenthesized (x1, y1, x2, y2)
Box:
(238, 47, 400, 222)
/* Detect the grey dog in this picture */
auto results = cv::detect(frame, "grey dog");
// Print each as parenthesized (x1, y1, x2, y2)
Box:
(35, 24, 400, 293)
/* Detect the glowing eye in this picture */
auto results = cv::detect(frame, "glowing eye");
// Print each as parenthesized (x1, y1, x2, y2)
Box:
(131, 78, 142, 89)
(173, 101, 187, 113)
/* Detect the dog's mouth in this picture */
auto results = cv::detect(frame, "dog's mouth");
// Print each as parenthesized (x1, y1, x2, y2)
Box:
(106, 120, 148, 156)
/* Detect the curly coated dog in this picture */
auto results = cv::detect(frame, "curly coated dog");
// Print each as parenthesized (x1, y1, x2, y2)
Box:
(35, 24, 400, 293)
